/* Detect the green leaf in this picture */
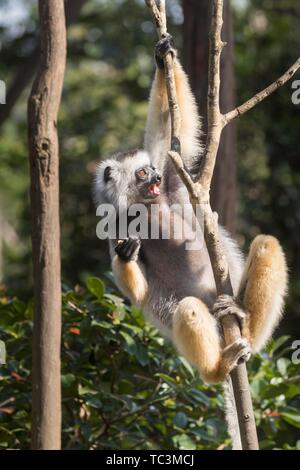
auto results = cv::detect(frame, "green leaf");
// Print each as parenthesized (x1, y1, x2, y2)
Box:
(281, 411, 300, 429)
(277, 358, 290, 376)
(86, 277, 105, 299)
(156, 373, 177, 385)
(122, 322, 143, 335)
(61, 373, 76, 389)
(267, 336, 290, 355)
(188, 389, 210, 406)
(178, 356, 195, 378)
(91, 320, 112, 330)
(174, 412, 188, 429)
(172, 434, 196, 450)
(78, 384, 98, 396)
(135, 343, 149, 366)
(119, 331, 136, 355)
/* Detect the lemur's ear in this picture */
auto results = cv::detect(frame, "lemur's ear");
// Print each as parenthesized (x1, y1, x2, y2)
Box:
(104, 166, 112, 183)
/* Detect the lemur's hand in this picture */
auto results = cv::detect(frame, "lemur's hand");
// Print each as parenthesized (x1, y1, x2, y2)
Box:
(115, 236, 141, 262)
(213, 294, 246, 329)
(155, 33, 176, 70)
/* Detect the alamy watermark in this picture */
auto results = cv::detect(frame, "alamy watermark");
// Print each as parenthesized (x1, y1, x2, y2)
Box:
(291, 339, 300, 365)
(0, 80, 6, 104)
(95, 199, 205, 250)
(291, 80, 300, 105)
(0, 340, 6, 365)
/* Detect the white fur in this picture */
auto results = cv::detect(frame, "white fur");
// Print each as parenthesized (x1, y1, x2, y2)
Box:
(93, 150, 151, 211)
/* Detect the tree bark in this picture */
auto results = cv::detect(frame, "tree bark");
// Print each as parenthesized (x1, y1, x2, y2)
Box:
(183, 0, 237, 233)
(28, 0, 66, 450)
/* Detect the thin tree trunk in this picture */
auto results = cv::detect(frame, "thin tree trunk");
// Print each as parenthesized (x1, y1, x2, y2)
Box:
(183, 0, 237, 233)
(28, 0, 66, 450)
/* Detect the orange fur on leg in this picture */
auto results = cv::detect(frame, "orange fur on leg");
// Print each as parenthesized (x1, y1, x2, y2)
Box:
(172, 297, 249, 384)
(112, 255, 148, 305)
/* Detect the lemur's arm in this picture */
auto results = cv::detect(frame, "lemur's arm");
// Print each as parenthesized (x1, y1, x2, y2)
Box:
(111, 237, 148, 306)
(144, 35, 202, 173)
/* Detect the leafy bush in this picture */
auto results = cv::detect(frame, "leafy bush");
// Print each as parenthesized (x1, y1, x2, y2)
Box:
(0, 279, 299, 450)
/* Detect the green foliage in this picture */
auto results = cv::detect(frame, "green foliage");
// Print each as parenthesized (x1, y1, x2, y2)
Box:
(1, 281, 300, 450)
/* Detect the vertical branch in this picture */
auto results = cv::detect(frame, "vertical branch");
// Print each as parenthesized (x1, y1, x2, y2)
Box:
(192, 0, 258, 450)
(197, 2, 258, 450)
(198, 0, 225, 191)
(28, 0, 66, 450)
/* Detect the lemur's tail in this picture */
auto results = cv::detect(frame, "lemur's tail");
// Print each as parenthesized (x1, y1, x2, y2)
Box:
(223, 377, 242, 450)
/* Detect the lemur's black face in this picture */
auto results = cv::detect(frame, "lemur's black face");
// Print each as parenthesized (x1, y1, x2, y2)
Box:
(135, 165, 161, 199)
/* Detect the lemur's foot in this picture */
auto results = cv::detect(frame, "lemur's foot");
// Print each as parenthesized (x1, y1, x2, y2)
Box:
(213, 294, 245, 327)
(155, 33, 176, 69)
(222, 338, 252, 373)
(115, 236, 141, 262)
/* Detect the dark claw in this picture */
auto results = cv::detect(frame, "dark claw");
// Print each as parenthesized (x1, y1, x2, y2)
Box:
(115, 237, 141, 262)
(155, 33, 176, 69)
(213, 294, 245, 330)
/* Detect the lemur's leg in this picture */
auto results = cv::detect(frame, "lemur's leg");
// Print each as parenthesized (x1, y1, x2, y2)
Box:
(238, 235, 288, 352)
(112, 237, 148, 305)
(214, 235, 288, 353)
(173, 297, 251, 384)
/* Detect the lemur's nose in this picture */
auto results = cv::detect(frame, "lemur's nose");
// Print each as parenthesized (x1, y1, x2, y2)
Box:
(155, 174, 162, 183)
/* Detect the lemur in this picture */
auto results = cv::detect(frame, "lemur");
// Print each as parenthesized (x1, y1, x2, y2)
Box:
(94, 35, 288, 385)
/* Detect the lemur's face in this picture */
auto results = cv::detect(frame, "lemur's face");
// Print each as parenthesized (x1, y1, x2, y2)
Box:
(94, 150, 162, 211)
(134, 164, 161, 199)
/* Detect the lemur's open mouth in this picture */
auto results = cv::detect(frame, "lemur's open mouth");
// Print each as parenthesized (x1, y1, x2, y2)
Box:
(148, 182, 161, 197)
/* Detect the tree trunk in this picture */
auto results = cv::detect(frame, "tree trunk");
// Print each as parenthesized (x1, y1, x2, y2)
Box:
(183, 0, 237, 233)
(28, 0, 66, 450)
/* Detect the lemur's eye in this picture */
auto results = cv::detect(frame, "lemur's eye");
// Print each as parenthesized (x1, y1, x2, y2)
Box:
(137, 169, 146, 178)
(104, 166, 112, 183)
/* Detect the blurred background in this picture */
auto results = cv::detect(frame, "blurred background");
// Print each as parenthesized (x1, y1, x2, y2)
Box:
(0, 0, 300, 451)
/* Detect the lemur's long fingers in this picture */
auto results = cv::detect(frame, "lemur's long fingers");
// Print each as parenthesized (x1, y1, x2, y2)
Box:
(155, 34, 176, 69)
(156, 34, 175, 57)
(126, 238, 140, 259)
(115, 239, 130, 259)
(115, 237, 140, 262)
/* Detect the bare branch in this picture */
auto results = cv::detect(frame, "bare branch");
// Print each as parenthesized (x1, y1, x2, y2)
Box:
(158, 0, 167, 35)
(224, 57, 300, 125)
(145, 0, 162, 34)
(197, 0, 258, 450)
(197, 0, 225, 191)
